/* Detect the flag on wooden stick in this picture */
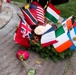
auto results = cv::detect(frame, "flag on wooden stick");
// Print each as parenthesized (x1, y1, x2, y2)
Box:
(36, 3, 44, 24)
(14, 16, 32, 47)
(73, 21, 76, 28)
(53, 26, 73, 53)
(62, 16, 75, 32)
(29, 1, 45, 24)
(67, 27, 76, 50)
(21, 6, 38, 25)
(41, 26, 58, 47)
(45, 2, 61, 23)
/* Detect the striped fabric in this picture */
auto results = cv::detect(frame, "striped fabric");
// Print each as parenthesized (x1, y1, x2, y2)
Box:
(29, 1, 45, 24)
(53, 26, 73, 53)
(67, 27, 76, 50)
(36, 5, 44, 24)
(29, 3, 37, 20)
(41, 26, 57, 47)
(21, 7, 38, 25)
(45, 3, 61, 23)
(62, 16, 74, 32)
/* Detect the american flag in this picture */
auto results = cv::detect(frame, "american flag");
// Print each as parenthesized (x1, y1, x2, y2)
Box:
(20, 17, 32, 39)
(29, 2, 45, 24)
(36, 5, 44, 24)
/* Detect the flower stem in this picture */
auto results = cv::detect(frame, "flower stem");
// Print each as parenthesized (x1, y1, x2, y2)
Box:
(20, 58, 28, 75)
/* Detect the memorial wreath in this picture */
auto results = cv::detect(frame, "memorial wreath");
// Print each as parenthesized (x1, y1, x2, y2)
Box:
(14, 1, 76, 62)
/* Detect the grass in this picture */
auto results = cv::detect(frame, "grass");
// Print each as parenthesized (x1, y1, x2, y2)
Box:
(11, 0, 26, 4)
(56, 0, 76, 18)
(11, 0, 76, 18)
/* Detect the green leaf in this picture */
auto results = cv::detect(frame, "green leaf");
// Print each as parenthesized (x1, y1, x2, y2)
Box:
(67, 50, 73, 57)
(59, 53, 65, 59)
(36, 43, 40, 46)
(28, 69, 36, 75)
(52, 56, 59, 63)
(49, 52, 53, 56)
(39, 45, 42, 49)
(47, 46, 51, 50)
(35, 48, 39, 52)
(45, 57, 49, 60)
(51, 48, 56, 53)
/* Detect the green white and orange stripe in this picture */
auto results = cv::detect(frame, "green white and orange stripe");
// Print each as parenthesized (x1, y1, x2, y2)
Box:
(53, 26, 73, 53)
(45, 3, 61, 23)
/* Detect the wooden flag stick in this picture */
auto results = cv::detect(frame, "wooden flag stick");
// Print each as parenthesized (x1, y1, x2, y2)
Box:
(18, 4, 22, 10)
(37, 0, 39, 2)
(17, 13, 22, 20)
(44, 1, 48, 9)
(31, 0, 33, 3)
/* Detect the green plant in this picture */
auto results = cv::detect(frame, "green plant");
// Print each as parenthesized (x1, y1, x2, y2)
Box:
(28, 33, 74, 63)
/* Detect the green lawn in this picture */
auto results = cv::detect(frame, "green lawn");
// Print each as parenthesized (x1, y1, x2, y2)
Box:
(11, 0, 26, 4)
(56, 0, 76, 18)
(11, 0, 76, 18)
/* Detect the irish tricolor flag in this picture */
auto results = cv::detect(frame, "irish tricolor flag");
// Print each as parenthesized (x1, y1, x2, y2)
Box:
(53, 26, 73, 53)
(45, 3, 61, 23)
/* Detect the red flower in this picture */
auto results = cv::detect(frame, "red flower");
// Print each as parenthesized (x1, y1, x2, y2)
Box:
(16, 50, 29, 60)
(7, 0, 10, 3)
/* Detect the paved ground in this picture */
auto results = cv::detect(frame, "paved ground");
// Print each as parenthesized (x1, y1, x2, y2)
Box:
(0, 3, 12, 29)
(0, 2, 76, 75)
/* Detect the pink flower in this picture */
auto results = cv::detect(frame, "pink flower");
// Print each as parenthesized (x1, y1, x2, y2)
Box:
(16, 50, 29, 60)
(7, 0, 10, 3)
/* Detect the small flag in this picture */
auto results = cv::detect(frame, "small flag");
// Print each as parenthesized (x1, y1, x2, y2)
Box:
(21, 6, 38, 25)
(29, 2, 45, 24)
(73, 21, 76, 28)
(41, 26, 58, 47)
(36, 4, 44, 24)
(62, 16, 74, 32)
(67, 27, 76, 50)
(29, 3, 37, 19)
(14, 17, 32, 47)
(53, 26, 73, 53)
(45, 2, 61, 23)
